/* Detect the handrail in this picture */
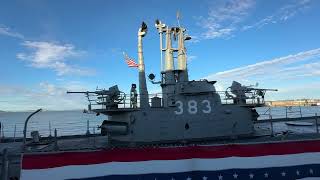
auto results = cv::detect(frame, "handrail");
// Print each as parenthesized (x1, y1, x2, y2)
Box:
(86, 90, 267, 111)
(0, 108, 316, 139)
(255, 115, 320, 124)
(23, 108, 42, 147)
(0, 148, 8, 180)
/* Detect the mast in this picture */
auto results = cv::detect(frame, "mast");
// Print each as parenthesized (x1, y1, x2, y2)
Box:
(164, 27, 174, 72)
(137, 22, 149, 108)
(164, 27, 176, 86)
(155, 19, 166, 71)
(177, 27, 188, 81)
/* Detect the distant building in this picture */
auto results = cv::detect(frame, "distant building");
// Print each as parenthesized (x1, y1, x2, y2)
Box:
(267, 99, 320, 107)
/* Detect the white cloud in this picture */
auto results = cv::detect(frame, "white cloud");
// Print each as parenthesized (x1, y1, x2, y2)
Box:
(1, 25, 95, 76)
(276, 61, 320, 78)
(204, 48, 320, 99)
(188, 36, 200, 43)
(187, 55, 197, 62)
(197, 0, 255, 39)
(205, 48, 320, 80)
(0, 85, 31, 95)
(242, 0, 311, 31)
(279, 0, 311, 21)
(269, 82, 320, 100)
(110, 48, 122, 55)
(0, 25, 24, 39)
(17, 41, 95, 76)
(0, 82, 89, 111)
(195, 0, 312, 41)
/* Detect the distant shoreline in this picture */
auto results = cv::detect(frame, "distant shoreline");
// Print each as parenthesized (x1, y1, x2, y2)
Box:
(266, 99, 320, 107)
(0, 109, 84, 113)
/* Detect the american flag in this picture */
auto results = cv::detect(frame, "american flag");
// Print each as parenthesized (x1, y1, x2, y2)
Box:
(20, 139, 320, 180)
(123, 52, 139, 67)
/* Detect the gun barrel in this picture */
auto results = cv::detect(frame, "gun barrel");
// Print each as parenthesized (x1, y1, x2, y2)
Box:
(67, 91, 111, 95)
(247, 88, 278, 91)
(67, 91, 92, 94)
(261, 89, 278, 91)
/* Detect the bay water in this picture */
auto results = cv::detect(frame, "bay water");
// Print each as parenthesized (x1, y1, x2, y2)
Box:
(0, 106, 319, 138)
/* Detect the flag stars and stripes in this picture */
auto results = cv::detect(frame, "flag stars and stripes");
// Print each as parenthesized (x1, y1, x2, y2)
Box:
(249, 173, 254, 179)
(22, 168, 316, 180)
(310, 169, 314, 174)
(123, 52, 139, 68)
(233, 173, 238, 179)
(149, 170, 308, 180)
(144, 168, 318, 180)
(125, 58, 139, 67)
(139, 170, 320, 180)
(21, 169, 320, 180)
(22, 167, 320, 180)
(20, 140, 320, 180)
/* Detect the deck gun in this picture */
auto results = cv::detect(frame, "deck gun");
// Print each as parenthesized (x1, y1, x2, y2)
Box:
(226, 81, 277, 105)
(67, 85, 124, 110)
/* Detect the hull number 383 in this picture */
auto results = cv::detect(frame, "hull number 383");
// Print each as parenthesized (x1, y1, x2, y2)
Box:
(174, 100, 213, 115)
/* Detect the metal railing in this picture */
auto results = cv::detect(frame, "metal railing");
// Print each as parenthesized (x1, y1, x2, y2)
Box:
(218, 90, 266, 105)
(0, 119, 102, 139)
(256, 106, 320, 136)
(87, 90, 267, 111)
(0, 106, 318, 144)
(258, 106, 317, 120)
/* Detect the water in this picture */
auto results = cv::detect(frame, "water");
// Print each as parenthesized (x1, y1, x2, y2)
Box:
(256, 106, 320, 134)
(0, 106, 319, 138)
(0, 110, 107, 138)
(256, 106, 320, 120)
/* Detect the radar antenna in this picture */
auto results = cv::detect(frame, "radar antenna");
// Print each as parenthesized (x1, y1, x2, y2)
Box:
(155, 19, 166, 71)
(176, 10, 181, 27)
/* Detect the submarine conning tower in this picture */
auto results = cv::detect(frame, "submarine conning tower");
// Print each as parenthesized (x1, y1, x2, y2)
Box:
(155, 19, 191, 107)
(68, 18, 277, 144)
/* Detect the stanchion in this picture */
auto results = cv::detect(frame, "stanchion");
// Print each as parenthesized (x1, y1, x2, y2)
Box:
(316, 113, 319, 134)
(270, 115, 274, 136)
(54, 128, 59, 151)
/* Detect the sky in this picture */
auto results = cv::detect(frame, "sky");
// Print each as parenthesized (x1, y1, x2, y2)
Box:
(0, 0, 319, 111)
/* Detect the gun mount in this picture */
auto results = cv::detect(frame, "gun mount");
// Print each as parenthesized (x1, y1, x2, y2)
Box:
(67, 85, 126, 111)
(225, 81, 278, 106)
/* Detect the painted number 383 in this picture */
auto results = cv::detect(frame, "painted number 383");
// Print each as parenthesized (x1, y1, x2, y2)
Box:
(174, 100, 212, 115)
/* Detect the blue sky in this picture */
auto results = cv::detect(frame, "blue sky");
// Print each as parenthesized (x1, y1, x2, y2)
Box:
(0, 0, 319, 111)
